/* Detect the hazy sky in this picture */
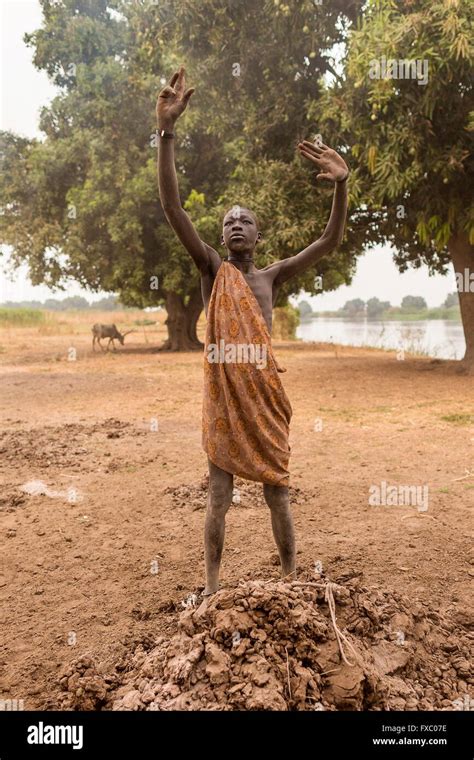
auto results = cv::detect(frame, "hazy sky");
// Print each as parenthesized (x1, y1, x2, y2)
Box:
(0, 0, 457, 307)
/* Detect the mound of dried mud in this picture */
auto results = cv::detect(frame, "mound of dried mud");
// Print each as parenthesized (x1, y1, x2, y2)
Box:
(58, 575, 472, 711)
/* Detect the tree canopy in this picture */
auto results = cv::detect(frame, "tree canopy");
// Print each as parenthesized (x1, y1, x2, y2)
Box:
(318, 0, 473, 367)
(0, 0, 366, 349)
(401, 295, 428, 311)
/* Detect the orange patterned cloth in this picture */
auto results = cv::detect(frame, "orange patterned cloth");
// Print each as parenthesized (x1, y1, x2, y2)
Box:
(202, 261, 292, 486)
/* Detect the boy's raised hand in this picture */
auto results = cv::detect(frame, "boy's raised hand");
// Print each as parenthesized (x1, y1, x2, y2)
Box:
(156, 66, 195, 130)
(298, 140, 349, 182)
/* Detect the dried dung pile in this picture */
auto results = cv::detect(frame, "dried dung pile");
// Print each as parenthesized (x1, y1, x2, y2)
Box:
(58, 575, 472, 711)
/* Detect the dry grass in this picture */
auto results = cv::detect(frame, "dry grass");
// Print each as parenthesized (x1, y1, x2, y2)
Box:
(0, 308, 210, 359)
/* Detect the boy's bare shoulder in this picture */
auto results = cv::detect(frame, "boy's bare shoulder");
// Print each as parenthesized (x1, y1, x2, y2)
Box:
(260, 260, 283, 280)
(261, 259, 280, 271)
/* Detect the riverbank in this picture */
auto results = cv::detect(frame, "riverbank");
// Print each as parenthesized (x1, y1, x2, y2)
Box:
(297, 316, 466, 360)
(305, 307, 461, 321)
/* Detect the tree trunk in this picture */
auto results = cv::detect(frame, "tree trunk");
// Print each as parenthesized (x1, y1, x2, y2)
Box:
(448, 232, 474, 372)
(161, 288, 204, 351)
(186, 286, 205, 348)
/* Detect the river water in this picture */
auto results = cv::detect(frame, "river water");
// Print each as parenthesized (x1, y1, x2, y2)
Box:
(296, 318, 465, 360)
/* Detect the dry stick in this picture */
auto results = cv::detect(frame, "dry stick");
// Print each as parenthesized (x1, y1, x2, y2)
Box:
(292, 581, 326, 588)
(319, 667, 342, 677)
(451, 469, 474, 482)
(261, 570, 297, 586)
(260, 578, 362, 669)
(400, 513, 436, 522)
(245, 577, 362, 670)
(324, 582, 363, 668)
(285, 646, 292, 700)
(264, 581, 361, 668)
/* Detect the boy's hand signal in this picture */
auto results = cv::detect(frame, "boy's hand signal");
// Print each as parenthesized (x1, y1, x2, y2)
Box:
(298, 140, 349, 183)
(156, 65, 195, 130)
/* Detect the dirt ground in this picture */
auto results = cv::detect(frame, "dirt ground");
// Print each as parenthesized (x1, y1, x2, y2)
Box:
(0, 317, 473, 710)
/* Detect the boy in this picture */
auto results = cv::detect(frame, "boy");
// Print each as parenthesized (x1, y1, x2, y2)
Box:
(157, 67, 348, 596)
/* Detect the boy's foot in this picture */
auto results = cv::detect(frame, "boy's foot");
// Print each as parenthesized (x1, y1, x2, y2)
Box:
(196, 590, 216, 615)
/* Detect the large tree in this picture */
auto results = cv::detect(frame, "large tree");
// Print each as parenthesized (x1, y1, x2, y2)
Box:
(167, 0, 371, 306)
(318, 0, 474, 369)
(0, 0, 367, 349)
(0, 0, 223, 349)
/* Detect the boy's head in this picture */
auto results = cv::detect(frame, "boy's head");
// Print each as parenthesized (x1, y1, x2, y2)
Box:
(221, 204, 262, 255)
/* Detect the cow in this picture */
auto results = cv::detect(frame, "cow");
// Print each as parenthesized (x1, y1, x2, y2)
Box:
(91, 324, 134, 352)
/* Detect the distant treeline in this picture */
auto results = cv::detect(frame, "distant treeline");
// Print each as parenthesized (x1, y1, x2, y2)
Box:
(299, 293, 461, 321)
(0, 295, 123, 311)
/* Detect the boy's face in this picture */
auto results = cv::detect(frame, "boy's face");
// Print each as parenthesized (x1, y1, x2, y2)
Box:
(222, 205, 261, 253)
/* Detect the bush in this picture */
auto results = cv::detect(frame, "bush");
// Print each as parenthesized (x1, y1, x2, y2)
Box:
(0, 308, 46, 326)
(272, 304, 300, 340)
(298, 300, 313, 319)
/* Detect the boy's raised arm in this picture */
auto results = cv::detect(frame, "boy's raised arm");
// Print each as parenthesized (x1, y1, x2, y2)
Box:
(272, 141, 349, 286)
(157, 67, 214, 273)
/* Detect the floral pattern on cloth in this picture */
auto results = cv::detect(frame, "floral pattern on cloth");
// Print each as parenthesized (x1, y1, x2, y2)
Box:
(202, 261, 292, 486)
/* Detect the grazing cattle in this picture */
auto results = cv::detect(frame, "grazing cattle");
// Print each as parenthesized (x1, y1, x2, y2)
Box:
(92, 324, 134, 352)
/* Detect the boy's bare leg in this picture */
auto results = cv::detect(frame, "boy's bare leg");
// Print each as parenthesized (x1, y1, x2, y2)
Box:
(263, 484, 296, 580)
(203, 458, 234, 595)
